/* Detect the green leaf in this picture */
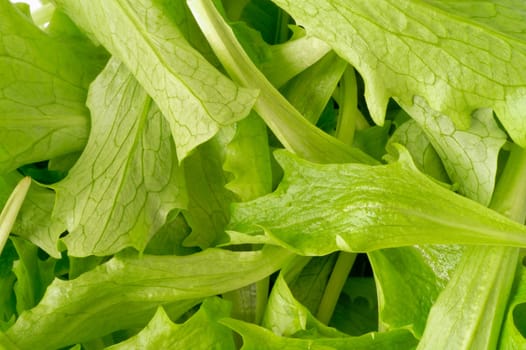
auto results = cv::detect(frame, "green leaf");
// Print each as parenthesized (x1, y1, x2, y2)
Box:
(330, 277, 378, 336)
(499, 263, 526, 349)
(53, 0, 258, 160)
(230, 20, 332, 88)
(262, 274, 346, 338)
(353, 123, 392, 162)
(418, 246, 518, 349)
(0, 332, 20, 350)
(270, 0, 526, 148)
(68, 255, 105, 280)
(182, 136, 235, 249)
(368, 245, 463, 337)
(0, 176, 31, 254)
(51, 59, 186, 257)
(263, 32, 332, 88)
(11, 237, 55, 315)
(388, 119, 449, 182)
(417, 144, 526, 349)
(0, 172, 62, 258)
(222, 318, 418, 350)
(0, 0, 103, 173)
(287, 255, 337, 315)
(401, 97, 507, 206)
(280, 51, 346, 125)
(230, 0, 284, 44)
(144, 213, 197, 256)
(0, 240, 17, 328)
(223, 113, 273, 201)
(5, 246, 292, 349)
(227, 150, 526, 255)
(107, 298, 235, 350)
(187, 0, 376, 165)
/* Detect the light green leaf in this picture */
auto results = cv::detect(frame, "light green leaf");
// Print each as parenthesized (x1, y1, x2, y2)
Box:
(182, 136, 235, 249)
(0, 241, 17, 328)
(388, 119, 449, 182)
(0, 177, 31, 254)
(5, 246, 292, 349)
(53, 0, 258, 160)
(229, 20, 332, 88)
(401, 96, 507, 206)
(11, 237, 55, 315)
(68, 255, 105, 280)
(0, 0, 103, 173)
(353, 123, 391, 161)
(107, 298, 235, 350)
(499, 263, 526, 349)
(263, 274, 346, 338)
(417, 144, 526, 350)
(187, 0, 376, 165)
(368, 245, 464, 337)
(0, 172, 62, 258)
(418, 246, 518, 349)
(222, 318, 418, 350)
(270, 0, 526, 148)
(287, 255, 337, 315)
(223, 113, 272, 201)
(228, 150, 526, 255)
(52, 59, 186, 257)
(330, 277, 378, 336)
(263, 33, 332, 88)
(0, 332, 19, 350)
(280, 51, 347, 125)
(144, 213, 197, 256)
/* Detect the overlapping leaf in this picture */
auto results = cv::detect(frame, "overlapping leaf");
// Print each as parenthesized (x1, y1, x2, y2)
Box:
(368, 245, 463, 337)
(108, 298, 235, 350)
(499, 263, 526, 349)
(222, 318, 418, 349)
(0, 1, 103, 173)
(401, 97, 507, 206)
(53, 0, 258, 160)
(0, 173, 62, 258)
(5, 246, 292, 349)
(271, 0, 526, 147)
(228, 150, 526, 255)
(52, 59, 186, 256)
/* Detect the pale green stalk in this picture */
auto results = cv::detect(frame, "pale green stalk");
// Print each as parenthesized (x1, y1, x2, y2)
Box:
(335, 67, 362, 145)
(0, 176, 31, 254)
(316, 252, 357, 324)
(187, 0, 376, 165)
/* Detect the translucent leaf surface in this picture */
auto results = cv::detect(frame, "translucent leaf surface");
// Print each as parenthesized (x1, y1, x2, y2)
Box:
(0, 1, 102, 173)
(369, 245, 464, 337)
(228, 150, 526, 254)
(108, 298, 235, 350)
(270, 0, 526, 147)
(388, 119, 449, 182)
(0, 173, 61, 258)
(401, 97, 507, 206)
(499, 263, 526, 349)
(52, 59, 186, 256)
(5, 246, 292, 349)
(223, 318, 418, 350)
(53, 0, 258, 160)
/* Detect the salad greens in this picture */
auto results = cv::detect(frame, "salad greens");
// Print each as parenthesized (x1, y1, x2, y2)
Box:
(1, 0, 526, 349)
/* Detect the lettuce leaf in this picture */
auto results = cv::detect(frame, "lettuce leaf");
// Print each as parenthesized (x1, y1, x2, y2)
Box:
(52, 0, 258, 160)
(52, 59, 186, 257)
(270, 0, 526, 148)
(228, 150, 526, 254)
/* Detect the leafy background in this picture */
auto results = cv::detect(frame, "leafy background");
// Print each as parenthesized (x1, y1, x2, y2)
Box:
(1, 0, 526, 349)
